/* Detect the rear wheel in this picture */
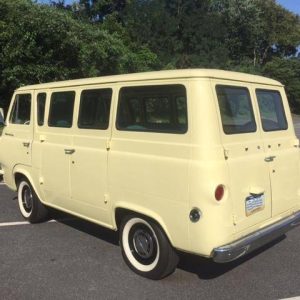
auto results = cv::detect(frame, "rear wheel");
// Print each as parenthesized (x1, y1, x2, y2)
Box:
(17, 178, 48, 223)
(120, 215, 179, 280)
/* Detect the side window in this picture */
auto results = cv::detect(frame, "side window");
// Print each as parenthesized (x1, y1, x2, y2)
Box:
(10, 94, 31, 125)
(176, 96, 188, 125)
(256, 89, 288, 132)
(216, 85, 256, 134)
(117, 85, 187, 133)
(37, 93, 46, 126)
(48, 91, 75, 128)
(78, 89, 112, 130)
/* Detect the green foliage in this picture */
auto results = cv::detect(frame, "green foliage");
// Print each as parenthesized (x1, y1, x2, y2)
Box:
(0, 0, 300, 111)
(121, 0, 229, 69)
(263, 57, 300, 112)
(0, 0, 157, 110)
(75, 0, 125, 22)
(210, 0, 300, 66)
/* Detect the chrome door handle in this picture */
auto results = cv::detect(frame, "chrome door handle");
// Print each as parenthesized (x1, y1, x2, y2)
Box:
(5, 133, 14, 137)
(23, 142, 30, 148)
(264, 156, 276, 162)
(64, 149, 75, 155)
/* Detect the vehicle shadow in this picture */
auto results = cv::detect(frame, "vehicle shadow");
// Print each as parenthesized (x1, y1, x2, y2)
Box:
(177, 235, 286, 279)
(49, 209, 119, 246)
(49, 208, 286, 280)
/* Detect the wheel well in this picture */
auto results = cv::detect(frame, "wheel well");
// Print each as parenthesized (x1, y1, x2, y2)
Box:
(115, 207, 174, 249)
(115, 208, 164, 233)
(15, 173, 26, 187)
(115, 208, 133, 229)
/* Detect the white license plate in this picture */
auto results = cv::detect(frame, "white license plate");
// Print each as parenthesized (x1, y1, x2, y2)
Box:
(245, 194, 265, 216)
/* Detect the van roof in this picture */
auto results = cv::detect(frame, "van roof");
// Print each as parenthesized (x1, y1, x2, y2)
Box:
(17, 69, 283, 91)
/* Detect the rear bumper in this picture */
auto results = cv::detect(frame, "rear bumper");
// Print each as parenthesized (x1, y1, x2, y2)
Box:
(212, 211, 300, 263)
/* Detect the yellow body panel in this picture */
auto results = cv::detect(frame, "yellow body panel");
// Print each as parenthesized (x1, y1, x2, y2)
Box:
(0, 69, 299, 257)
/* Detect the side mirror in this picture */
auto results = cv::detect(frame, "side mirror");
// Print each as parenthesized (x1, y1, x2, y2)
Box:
(0, 108, 5, 126)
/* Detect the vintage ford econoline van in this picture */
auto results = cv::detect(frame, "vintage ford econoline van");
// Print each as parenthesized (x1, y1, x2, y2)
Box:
(0, 69, 299, 279)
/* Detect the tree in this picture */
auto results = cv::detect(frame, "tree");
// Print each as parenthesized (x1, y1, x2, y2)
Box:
(0, 0, 157, 111)
(75, 0, 126, 22)
(263, 57, 300, 112)
(1, 0, 300, 111)
(210, 0, 300, 67)
(122, 0, 229, 68)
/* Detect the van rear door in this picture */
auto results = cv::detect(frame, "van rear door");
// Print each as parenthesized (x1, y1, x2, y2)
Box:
(213, 82, 272, 233)
(255, 87, 300, 217)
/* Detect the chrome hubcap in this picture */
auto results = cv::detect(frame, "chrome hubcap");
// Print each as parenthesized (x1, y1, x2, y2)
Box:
(22, 186, 33, 213)
(128, 223, 158, 265)
(133, 229, 154, 259)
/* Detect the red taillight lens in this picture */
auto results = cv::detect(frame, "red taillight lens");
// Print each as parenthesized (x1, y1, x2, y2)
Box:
(215, 185, 225, 201)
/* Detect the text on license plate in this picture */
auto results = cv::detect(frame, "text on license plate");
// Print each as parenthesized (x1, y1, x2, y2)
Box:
(245, 194, 265, 216)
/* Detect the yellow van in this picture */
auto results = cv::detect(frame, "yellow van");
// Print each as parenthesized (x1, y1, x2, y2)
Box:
(0, 69, 299, 279)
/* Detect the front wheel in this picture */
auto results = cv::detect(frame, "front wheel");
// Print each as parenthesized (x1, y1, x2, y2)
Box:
(119, 215, 179, 280)
(18, 178, 48, 223)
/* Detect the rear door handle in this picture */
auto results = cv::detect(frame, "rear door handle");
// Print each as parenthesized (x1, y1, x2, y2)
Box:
(64, 149, 75, 155)
(23, 142, 30, 148)
(264, 156, 276, 162)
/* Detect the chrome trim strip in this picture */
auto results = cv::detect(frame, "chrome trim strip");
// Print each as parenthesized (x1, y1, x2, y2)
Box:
(212, 211, 300, 263)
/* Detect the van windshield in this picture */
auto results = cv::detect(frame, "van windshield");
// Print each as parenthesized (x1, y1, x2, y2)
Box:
(216, 85, 256, 135)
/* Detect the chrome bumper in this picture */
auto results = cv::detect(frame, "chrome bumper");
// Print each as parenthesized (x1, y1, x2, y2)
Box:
(212, 211, 300, 263)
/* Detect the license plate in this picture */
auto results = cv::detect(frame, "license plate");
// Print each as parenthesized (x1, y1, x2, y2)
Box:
(245, 194, 265, 216)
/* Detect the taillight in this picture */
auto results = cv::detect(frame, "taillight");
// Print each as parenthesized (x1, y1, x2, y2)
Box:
(215, 185, 225, 201)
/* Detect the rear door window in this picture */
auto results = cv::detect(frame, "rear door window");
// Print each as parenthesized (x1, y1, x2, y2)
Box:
(216, 85, 256, 134)
(256, 89, 288, 132)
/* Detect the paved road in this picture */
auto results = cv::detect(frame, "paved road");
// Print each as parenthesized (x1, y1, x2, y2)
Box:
(0, 184, 300, 300)
(1, 117, 300, 299)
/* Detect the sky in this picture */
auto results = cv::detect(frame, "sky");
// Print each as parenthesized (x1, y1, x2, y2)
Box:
(39, 0, 300, 16)
(277, 0, 300, 15)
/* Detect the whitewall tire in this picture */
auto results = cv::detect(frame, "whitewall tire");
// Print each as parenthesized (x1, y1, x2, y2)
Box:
(17, 178, 48, 223)
(120, 215, 179, 279)
(18, 181, 34, 218)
